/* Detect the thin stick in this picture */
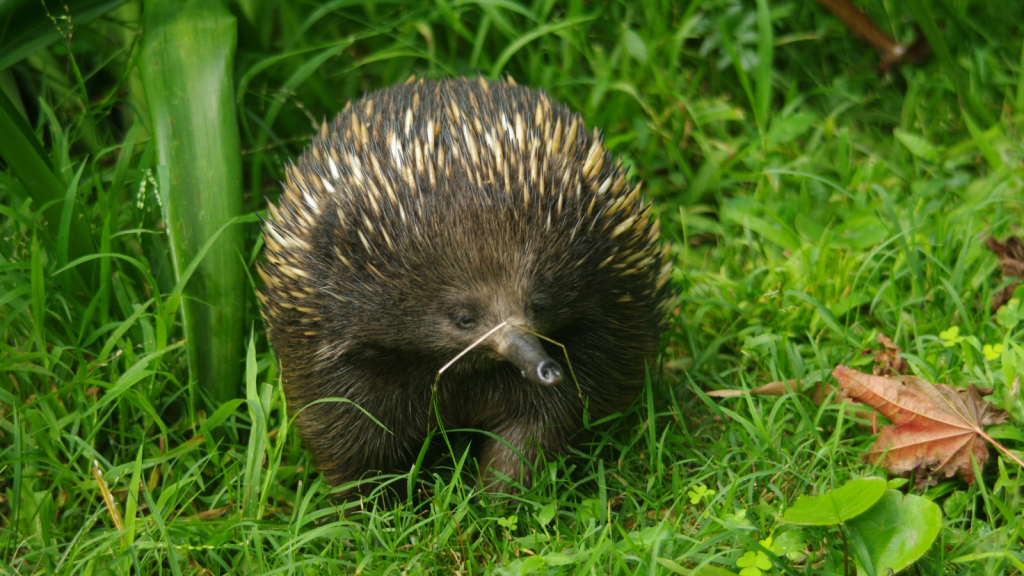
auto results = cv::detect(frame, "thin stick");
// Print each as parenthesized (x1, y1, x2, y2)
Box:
(430, 321, 509, 442)
(437, 321, 509, 376)
(977, 429, 1024, 470)
(815, 0, 931, 73)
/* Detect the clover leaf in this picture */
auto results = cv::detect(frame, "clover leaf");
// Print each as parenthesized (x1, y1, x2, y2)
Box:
(983, 343, 1003, 361)
(939, 326, 963, 348)
(688, 483, 715, 504)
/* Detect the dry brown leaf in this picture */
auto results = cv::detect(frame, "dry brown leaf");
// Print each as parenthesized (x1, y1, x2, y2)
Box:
(706, 380, 802, 398)
(704, 389, 743, 398)
(833, 365, 1013, 488)
(192, 504, 232, 521)
(92, 460, 123, 532)
(706, 380, 841, 403)
(986, 235, 1024, 312)
(862, 332, 908, 376)
(645, 508, 677, 521)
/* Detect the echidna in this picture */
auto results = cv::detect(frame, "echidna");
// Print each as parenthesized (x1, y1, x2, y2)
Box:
(258, 76, 672, 494)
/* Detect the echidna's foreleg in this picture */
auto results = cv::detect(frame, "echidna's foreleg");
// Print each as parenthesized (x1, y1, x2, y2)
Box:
(299, 401, 424, 496)
(478, 421, 564, 492)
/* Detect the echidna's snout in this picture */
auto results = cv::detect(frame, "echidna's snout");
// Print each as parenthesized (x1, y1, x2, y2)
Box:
(492, 325, 563, 387)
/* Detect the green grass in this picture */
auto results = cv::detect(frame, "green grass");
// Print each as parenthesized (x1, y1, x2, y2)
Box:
(2, 0, 1024, 574)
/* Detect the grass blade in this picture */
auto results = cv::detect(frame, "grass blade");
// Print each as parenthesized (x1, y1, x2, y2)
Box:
(242, 333, 266, 519)
(754, 0, 773, 129)
(903, 0, 992, 124)
(489, 15, 595, 78)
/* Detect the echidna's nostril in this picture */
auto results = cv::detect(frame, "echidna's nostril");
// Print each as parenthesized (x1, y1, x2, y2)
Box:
(497, 327, 565, 387)
(537, 360, 563, 386)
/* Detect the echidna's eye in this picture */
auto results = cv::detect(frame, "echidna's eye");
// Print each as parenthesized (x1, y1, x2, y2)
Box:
(452, 313, 477, 330)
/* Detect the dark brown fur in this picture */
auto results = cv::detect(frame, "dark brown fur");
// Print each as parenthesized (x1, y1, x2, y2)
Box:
(258, 77, 671, 494)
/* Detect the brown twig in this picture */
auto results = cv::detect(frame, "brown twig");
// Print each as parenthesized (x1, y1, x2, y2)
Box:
(815, 0, 931, 73)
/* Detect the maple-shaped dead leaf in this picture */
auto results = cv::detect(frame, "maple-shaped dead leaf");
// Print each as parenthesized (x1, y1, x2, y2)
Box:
(985, 235, 1024, 312)
(833, 365, 1014, 488)
(861, 332, 908, 376)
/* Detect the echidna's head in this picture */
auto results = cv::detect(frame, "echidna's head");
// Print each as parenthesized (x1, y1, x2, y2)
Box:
(259, 77, 672, 398)
(352, 198, 607, 387)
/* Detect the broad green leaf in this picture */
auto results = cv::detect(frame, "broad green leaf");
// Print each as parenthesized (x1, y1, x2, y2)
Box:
(772, 529, 809, 561)
(655, 557, 690, 575)
(141, 0, 246, 405)
(241, 333, 266, 519)
(536, 502, 555, 525)
(781, 477, 886, 525)
(503, 555, 545, 575)
(846, 490, 942, 576)
(893, 129, 940, 162)
(766, 113, 815, 147)
(623, 28, 648, 63)
(542, 553, 574, 566)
